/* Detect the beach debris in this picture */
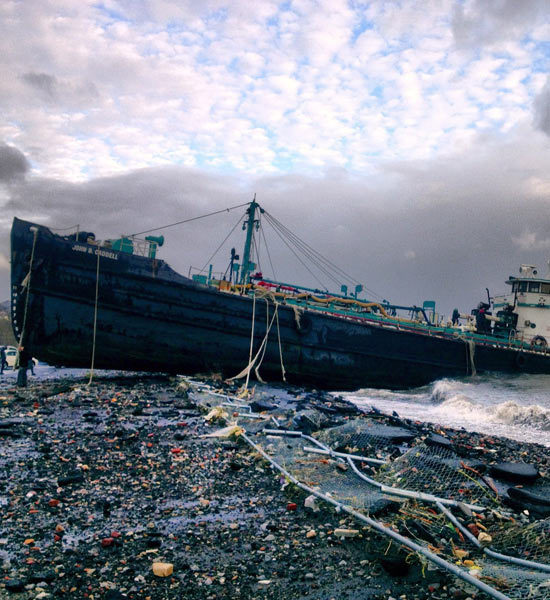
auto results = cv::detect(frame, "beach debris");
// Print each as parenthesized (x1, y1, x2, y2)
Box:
(304, 494, 319, 512)
(306, 529, 317, 538)
(477, 531, 492, 544)
(204, 406, 228, 421)
(0, 373, 548, 600)
(334, 528, 360, 538)
(152, 562, 174, 577)
(201, 424, 244, 438)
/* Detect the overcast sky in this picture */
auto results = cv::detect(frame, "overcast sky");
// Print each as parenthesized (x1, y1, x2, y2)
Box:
(1, 0, 549, 316)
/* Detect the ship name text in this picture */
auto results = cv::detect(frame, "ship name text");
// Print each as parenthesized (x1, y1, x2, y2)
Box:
(72, 244, 119, 260)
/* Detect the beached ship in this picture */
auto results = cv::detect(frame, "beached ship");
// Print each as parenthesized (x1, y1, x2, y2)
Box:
(10, 200, 550, 389)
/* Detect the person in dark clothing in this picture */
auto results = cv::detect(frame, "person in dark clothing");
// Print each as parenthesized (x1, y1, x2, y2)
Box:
(17, 347, 31, 387)
(0, 347, 7, 374)
(451, 308, 460, 326)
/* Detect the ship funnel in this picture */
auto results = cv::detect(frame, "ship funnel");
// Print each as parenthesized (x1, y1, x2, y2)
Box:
(146, 235, 164, 247)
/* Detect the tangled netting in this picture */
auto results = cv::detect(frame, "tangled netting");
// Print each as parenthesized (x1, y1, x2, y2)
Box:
(375, 442, 498, 506)
(265, 433, 389, 513)
(191, 386, 550, 600)
(489, 518, 550, 566)
(315, 419, 413, 457)
(391, 502, 550, 600)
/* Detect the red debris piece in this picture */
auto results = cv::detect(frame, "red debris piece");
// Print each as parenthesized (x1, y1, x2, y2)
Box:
(101, 537, 114, 547)
(48, 499, 60, 507)
(286, 502, 297, 511)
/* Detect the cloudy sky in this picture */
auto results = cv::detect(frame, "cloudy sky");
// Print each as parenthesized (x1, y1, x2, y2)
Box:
(1, 0, 549, 315)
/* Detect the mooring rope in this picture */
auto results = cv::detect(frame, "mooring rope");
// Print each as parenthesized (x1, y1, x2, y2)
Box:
(254, 300, 270, 383)
(88, 250, 101, 385)
(16, 227, 39, 366)
(467, 338, 476, 376)
(457, 334, 477, 376)
(275, 306, 286, 382)
(227, 291, 280, 387)
(253, 288, 287, 382)
(226, 291, 257, 390)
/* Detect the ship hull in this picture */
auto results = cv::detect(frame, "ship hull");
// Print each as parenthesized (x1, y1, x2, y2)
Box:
(11, 218, 550, 390)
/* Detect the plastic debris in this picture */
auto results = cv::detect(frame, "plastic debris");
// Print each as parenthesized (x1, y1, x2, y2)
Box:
(152, 562, 174, 577)
(202, 424, 244, 438)
(304, 494, 320, 512)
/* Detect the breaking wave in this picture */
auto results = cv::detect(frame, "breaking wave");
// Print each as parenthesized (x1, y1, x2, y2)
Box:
(430, 380, 550, 431)
(346, 374, 550, 444)
(430, 379, 473, 404)
(489, 401, 550, 430)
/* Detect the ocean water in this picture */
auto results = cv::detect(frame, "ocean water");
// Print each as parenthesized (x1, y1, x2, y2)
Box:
(344, 373, 550, 447)
(4, 365, 549, 447)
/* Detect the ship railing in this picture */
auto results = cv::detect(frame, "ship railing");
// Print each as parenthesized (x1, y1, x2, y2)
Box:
(116, 236, 161, 258)
(51, 224, 81, 238)
(187, 266, 228, 285)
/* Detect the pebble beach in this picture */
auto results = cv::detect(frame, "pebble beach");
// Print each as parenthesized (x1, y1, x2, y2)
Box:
(1, 370, 549, 600)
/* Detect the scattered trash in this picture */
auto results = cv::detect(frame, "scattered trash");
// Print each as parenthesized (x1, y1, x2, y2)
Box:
(304, 494, 319, 512)
(152, 562, 174, 577)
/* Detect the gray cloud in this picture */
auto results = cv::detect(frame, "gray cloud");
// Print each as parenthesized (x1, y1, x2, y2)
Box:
(22, 72, 58, 99)
(0, 144, 30, 182)
(21, 72, 99, 106)
(2, 127, 550, 317)
(452, 0, 548, 47)
(534, 78, 550, 136)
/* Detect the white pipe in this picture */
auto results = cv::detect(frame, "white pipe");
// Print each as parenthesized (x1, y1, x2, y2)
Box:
(241, 431, 511, 600)
(349, 457, 485, 511)
(436, 501, 481, 547)
(483, 549, 550, 574)
(303, 445, 385, 465)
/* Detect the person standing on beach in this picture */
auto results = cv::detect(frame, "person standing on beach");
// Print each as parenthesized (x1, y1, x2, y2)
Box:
(16, 347, 31, 387)
(0, 346, 7, 374)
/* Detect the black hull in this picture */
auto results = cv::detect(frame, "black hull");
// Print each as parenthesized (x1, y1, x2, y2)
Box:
(10, 218, 550, 390)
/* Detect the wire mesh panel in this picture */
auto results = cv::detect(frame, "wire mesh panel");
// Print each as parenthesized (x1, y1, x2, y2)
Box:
(263, 433, 391, 513)
(474, 559, 550, 600)
(315, 419, 415, 459)
(192, 383, 550, 600)
(375, 442, 497, 507)
(489, 518, 550, 566)
(392, 502, 550, 600)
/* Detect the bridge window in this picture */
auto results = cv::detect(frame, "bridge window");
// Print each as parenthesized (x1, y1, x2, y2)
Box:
(529, 282, 540, 292)
(541, 283, 550, 294)
(518, 282, 528, 292)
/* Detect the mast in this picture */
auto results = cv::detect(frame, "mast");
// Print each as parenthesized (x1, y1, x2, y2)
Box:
(240, 195, 261, 285)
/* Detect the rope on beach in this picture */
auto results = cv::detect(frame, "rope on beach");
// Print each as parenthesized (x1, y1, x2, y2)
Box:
(16, 227, 39, 367)
(88, 249, 101, 385)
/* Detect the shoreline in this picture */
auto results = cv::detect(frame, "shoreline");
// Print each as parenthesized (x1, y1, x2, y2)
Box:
(0, 373, 548, 599)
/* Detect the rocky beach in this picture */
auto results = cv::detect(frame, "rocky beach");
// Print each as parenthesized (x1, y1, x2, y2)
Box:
(0, 371, 549, 600)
